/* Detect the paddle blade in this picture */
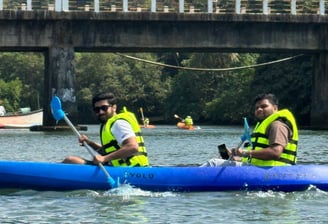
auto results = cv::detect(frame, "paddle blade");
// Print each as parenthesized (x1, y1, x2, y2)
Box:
(240, 117, 252, 146)
(50, 96, 65, 121)
(108, 177, 117, 188)
(99, 164, 117, 188)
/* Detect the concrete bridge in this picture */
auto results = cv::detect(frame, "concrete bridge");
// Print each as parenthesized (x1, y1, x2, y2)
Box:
(1, 0, 328, 128)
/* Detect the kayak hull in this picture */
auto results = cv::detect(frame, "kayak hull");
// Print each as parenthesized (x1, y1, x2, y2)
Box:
(139, 124, 156, 129)
(177, 122, 195, 130)
(1, 160, 328, 192)
(0, 109, 43, 129)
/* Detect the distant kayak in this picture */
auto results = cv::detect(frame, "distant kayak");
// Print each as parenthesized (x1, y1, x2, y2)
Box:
(177, 122, 195, 130)
(140, 124, 156, 129)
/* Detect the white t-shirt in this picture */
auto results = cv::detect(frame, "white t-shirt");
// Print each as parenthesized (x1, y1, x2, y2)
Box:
(0, 106, 6, 116)
(110, 119, 136, 145)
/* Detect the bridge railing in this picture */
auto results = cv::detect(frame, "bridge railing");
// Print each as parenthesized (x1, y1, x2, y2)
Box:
(0, 0, 326, 15)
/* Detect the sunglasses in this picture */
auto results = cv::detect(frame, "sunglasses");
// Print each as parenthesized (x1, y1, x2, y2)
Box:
(93, 105, 112, 113)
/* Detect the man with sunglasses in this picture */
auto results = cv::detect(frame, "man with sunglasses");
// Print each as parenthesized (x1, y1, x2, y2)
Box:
(63, 92, 149, 167)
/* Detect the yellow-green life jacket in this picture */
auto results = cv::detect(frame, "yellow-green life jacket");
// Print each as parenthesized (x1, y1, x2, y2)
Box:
(100, 107, 149, 167)
(185, 117, 193, 126)
(242, 109, 298, 166)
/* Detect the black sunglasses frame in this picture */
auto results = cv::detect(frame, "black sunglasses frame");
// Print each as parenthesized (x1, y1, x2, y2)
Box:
(93, 105, 112, 113)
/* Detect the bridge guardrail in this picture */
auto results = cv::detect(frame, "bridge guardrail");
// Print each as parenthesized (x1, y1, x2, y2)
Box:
(0, 0, 326, 15)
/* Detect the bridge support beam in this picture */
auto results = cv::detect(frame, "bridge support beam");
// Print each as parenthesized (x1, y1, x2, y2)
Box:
(43, 47, 77, 126)
(311, 53, 328, 129)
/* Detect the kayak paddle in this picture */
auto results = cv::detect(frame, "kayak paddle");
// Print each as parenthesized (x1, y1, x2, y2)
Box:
(174, 114, 183, 121)
(228, 117, 252, 160)
(240, 117, 252, 148)
(140, 107, 145, 126)
(50, 96, 117, 188)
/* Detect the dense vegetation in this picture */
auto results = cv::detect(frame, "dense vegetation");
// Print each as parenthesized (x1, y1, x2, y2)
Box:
(0, 52, 313, 125)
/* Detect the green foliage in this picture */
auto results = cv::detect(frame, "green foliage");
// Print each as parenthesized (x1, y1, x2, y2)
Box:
(250, 54, 313, 124)
(166, 53, 258, 124)
(0, 51, 313, 125)
(75, 52, 171, 122)
(0, 52, 44, 110)
(0, 78, 23, 112)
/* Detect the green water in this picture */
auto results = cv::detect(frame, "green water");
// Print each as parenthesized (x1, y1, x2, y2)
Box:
(0, 125, 328, 223)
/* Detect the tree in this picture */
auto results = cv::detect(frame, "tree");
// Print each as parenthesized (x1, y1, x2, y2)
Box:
(250, 54, 313, 125)
(166, 53, 258, 124)
(0, 52, 44, 110)
(75, 52, 171, 123)
(0, 78, 23, 112)
(205, 54, 257, 124)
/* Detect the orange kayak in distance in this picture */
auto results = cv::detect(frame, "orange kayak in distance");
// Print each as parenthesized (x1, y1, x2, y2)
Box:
(177, 122, 195, 130)
(139, 124, 156, 129)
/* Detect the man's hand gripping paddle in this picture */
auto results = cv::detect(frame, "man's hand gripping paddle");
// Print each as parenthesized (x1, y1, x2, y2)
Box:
(228, 117, 252, 160)
(239, 117, 252, 149)
(50, 96, 117, 188)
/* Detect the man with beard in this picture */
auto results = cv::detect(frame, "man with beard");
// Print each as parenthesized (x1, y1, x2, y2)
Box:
(63, 92, 149, 167)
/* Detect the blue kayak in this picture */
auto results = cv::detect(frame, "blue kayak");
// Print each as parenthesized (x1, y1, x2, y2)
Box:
(1, 160, 328, 192)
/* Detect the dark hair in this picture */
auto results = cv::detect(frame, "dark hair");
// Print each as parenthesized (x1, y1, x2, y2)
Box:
(253, 93, 278, 106)
(92, 92, 117, 106)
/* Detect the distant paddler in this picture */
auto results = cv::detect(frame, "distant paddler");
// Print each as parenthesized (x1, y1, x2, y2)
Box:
(140, 107, 155, 128)
(174, 114, 195, 130)
(0, 99, 6, 116)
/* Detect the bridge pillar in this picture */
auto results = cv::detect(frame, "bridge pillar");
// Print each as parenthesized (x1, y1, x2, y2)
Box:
(151, 0, 156, 12)
(235, 0, 241, 14)
(94, 0, 99, 12)
(311, 53, 328, 129)
(27, 0, 32, 10)
(55, 0, 61, 12)
(43, 47, 77, 127)
(179, 0, 184, 13)
(263, 0, 269, 15)
(320, 0, 325, 15)
(123, 0, 128, 12)
(207, 0, 212, 13)
(291, 0, 296, 15)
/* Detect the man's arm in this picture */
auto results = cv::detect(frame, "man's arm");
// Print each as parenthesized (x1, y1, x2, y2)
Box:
(234, 121, 290, 160)
(94, 120, 139, 164)
(100, 137, 139, 163)
(79, 134, 102, 150)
